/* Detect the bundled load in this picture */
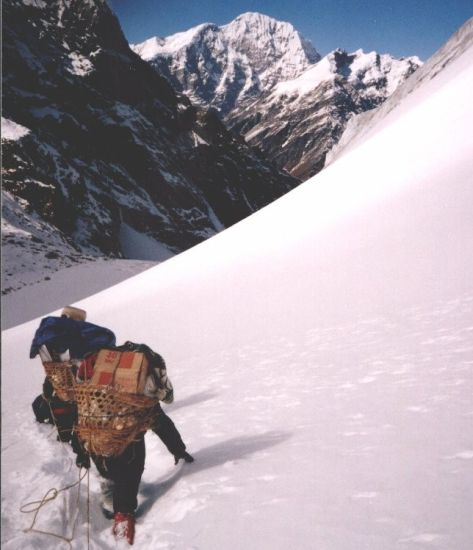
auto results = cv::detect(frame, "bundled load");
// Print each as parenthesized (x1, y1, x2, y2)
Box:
(31, 304, 116, 411)
(42, 361, 77, 402)
(30, 306, 173, 459)
(74, 348, 160, 457)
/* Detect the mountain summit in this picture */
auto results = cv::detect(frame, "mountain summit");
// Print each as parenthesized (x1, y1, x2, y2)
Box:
(134, 13, 421, 179)
(220, 12, 320, 82)
(132, 12, 320, 116)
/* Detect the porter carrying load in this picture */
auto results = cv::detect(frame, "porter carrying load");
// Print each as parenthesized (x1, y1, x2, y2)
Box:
(30, 306, 116, 462)
(74, 345, 165, 457)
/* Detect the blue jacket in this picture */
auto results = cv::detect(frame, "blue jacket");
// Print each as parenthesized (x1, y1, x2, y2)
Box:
(30, 316, 116, 360)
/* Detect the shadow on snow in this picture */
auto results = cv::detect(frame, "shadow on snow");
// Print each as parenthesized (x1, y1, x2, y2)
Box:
(137, 430, 291, 517)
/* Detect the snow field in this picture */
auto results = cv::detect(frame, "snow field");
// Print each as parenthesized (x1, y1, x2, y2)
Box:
(3, 293, 472, 548)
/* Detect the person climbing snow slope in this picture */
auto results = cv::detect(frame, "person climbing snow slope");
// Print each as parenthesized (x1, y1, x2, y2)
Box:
(30, 306, 194, 545)
(77, 340, 194, 545)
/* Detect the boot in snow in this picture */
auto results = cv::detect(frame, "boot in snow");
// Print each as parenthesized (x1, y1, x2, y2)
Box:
(100, 479, 114, 519)
(112, 512, 135, 545)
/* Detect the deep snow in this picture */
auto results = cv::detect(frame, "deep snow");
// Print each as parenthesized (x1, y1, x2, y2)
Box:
(2, 23, 473, 550)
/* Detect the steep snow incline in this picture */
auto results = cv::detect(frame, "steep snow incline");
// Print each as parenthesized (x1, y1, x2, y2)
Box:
(2, 25, 473, 550)
(327, 17, 473, 164)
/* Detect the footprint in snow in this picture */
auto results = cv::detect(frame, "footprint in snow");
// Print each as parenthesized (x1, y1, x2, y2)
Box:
(399, 533, 443, 545)
(358, 376, 377, 384)
(442, 450, 473, 460)
(351, 492, 379, 499)
(406, 405, 429, 413)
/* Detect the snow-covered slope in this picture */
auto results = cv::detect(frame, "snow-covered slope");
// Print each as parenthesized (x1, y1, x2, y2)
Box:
(134, 12, 421, 180)
(2, 20, 473, 550)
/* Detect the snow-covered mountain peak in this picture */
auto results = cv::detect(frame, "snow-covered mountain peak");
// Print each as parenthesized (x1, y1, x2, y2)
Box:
(131, 23, 219, 60)
(271, 47, 421, 101)
(133, 12, 421, 179)
(221, 12, 320, 87)
(345, 49, 422, 93)
(222, 10, 281, 31)
(225, 11, 276, 25)
(132, 12, 320, 115)
(221, 11, 320, 66)
(131, 35, 165, 60)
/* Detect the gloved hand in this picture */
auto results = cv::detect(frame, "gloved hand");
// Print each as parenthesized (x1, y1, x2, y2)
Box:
(174, 451, 194, 465)
(76, 452, 91, 469)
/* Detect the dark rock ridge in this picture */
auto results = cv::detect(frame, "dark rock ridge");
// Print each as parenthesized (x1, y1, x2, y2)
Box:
(2, 0, 298, 290)
(133, 12, 422, 180)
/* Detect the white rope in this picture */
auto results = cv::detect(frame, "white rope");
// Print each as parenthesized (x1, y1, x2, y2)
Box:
(20, 467, 87, 548)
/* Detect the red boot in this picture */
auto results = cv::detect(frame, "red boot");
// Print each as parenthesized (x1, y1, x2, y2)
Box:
(112, 512, 135, 545)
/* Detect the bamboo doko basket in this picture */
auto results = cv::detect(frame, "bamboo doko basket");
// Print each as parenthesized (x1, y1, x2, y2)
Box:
(74, 385, 158, 457)
(43, 361, 76, 402)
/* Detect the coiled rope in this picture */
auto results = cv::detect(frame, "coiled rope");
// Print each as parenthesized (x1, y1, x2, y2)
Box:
(20, 467, 88, 549)
(19, 398, 92, 549)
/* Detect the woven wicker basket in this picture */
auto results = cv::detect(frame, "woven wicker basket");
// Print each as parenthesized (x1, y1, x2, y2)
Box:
(74, 385, 157, 457)
(43, 361, 76, 402)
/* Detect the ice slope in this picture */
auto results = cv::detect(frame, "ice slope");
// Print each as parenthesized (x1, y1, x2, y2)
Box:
(2, 27, 473, 550)
(327, 18, 473, 165)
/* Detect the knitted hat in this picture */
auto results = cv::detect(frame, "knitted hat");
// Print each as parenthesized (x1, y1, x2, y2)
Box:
(61, 305, 87, 322)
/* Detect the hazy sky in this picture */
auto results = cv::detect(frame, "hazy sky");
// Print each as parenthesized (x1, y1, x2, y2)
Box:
(109, 0, 472, 60)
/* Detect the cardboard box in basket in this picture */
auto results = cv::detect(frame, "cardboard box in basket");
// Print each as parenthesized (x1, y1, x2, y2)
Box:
(90, 349, 149, 394)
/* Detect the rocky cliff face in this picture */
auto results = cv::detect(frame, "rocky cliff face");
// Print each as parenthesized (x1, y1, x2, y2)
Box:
(134, 12, 422, 180)
(2, 0, 298, 291)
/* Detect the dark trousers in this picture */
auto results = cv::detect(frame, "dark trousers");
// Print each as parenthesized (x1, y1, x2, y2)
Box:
(93, 437, 146, 514)
(92, 408, 187, 514)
